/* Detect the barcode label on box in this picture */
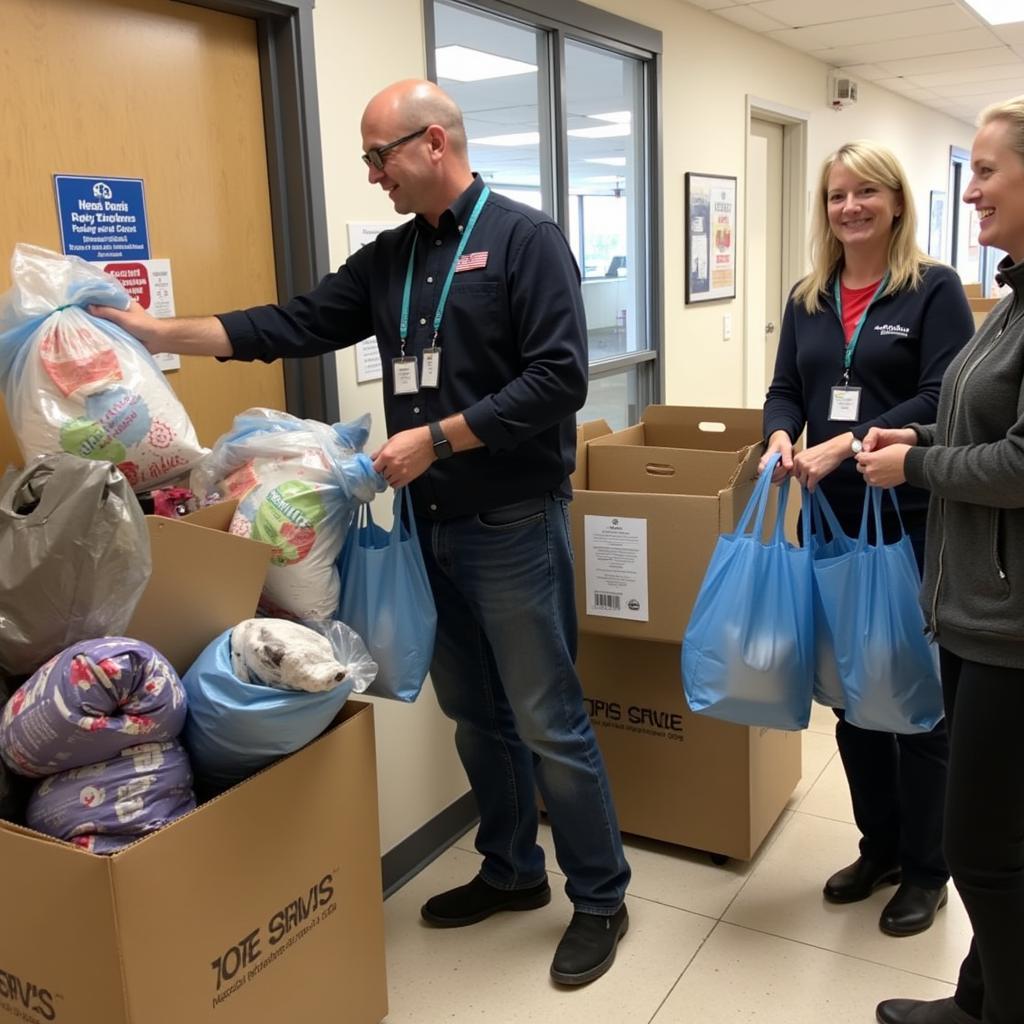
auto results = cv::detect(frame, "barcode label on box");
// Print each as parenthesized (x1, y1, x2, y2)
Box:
(583, 514, 649, 621)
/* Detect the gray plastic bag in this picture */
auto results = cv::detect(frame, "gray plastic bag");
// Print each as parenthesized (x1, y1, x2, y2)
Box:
(0, 455, 152, 676)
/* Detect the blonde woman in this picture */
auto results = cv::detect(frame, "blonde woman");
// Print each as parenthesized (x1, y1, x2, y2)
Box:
(860, 96, 1024, 1024)
(759, 142, 974, 936)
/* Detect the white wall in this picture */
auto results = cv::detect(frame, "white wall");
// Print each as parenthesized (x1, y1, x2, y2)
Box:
(309, 0, 976, 855)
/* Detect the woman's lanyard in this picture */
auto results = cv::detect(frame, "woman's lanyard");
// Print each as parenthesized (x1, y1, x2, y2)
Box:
(828, 270, 889, 422)
(393, 185, 490, 395)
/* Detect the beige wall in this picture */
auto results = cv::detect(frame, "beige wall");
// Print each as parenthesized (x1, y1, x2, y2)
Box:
(310, 0, 977, 855)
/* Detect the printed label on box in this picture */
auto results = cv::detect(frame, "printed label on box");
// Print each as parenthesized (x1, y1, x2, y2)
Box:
(584, 514, 649, 621)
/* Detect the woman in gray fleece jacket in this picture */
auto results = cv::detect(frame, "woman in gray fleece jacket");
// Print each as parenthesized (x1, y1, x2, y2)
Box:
(858, 96, 1024, 1024)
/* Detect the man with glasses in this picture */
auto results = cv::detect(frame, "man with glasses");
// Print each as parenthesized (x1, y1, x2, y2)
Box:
(91, 77, 630, 987)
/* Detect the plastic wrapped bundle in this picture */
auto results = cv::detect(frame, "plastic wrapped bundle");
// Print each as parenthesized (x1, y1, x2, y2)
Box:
(0, 244, 205, 489)
(182, 620, 376, 792)
(27, 740, 195, 854)
(190, 408, 385, 621)
(0, 455, 151, 676)
(0, 638, 186, 778)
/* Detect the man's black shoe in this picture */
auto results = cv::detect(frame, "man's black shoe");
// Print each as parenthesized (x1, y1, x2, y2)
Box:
(550, 904, 628, 986)
(823, 856, 901, 904)
(420, 875, 551, 928)
(876, 997, 980, 1024)
(879, 883, 948, 936)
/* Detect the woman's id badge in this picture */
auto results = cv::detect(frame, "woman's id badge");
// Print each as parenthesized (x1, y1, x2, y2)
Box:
(392, 356, 419, 395)
(829, 386, 862, 422)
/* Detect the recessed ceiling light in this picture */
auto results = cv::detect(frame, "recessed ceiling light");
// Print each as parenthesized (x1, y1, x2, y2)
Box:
(961, 0, 1024, 25)
(585, 157, 627, 166)
(567, 124, 632, 139)
(588, 111, 632, 123)
(436, 45, 538, 82)
(469, 131, 541, 146)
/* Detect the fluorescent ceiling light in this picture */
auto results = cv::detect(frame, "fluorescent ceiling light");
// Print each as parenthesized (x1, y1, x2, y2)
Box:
(585, 157, 627, 166)
(470, 131, 540, 146)
(436, 45, 537, 82)
(960, 0, 1024, 24)
(567, 124, 632, 139)
(588, 111, 632, 123)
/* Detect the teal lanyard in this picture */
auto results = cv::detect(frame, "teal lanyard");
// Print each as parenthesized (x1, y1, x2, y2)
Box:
(833, 271, 890, 382)
(398, 185, 490, 356)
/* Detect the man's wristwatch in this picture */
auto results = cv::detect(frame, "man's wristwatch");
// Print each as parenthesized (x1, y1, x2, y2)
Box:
(850, 437, 863, 455)
(429, 421, 453, 460)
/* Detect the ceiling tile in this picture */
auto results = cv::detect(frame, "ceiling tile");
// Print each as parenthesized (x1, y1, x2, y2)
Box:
(929, 78, 1024, 98)
(815, 35, 1008, 68)
(747, 0, 949, 27)
(995, 24, 1024, 46)
(717, 5, 788, 31)
(872, 45, 1018, 76)
(768, 5, 980, 51)
(685, 0, 737, 9)
(907, 63, 1024, 87)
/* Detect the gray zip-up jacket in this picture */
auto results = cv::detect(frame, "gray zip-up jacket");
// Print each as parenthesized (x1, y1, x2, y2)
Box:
(905, 256, 1024, 669)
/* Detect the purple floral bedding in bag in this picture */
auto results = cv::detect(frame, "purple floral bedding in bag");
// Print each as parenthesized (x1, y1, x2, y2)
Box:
(26, 740, 195, 853)
(0, 638, 186, 778)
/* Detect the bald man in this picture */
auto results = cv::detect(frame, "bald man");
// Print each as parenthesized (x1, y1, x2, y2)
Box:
(92, 78, 631, 986)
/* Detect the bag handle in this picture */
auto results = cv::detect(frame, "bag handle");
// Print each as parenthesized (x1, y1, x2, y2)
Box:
(736, 452, 780, 540)
(389, 487, 423, 552)
(856, 485, 908, 549)
(769, 476, 810, 547)
(809, 486, 848, 545)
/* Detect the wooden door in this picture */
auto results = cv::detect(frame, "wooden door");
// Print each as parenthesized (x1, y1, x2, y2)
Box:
(0, 0, 286, 471)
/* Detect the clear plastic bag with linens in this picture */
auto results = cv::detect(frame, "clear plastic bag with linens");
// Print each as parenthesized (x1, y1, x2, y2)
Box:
(190, 408, 386, 622)
(0, 455, 152, 677)
(181, 619, 376, 792)
(0, 244, 205, 490)
(682, 453, 815, 730)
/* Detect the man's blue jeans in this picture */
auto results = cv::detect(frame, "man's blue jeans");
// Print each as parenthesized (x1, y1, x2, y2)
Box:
(416, 492, 630, 915)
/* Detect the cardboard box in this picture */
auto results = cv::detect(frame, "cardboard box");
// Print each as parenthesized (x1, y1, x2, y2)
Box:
(0, 507, 388, 1024)
(571, 406, 765, 644)
(578, 634, 801, 860)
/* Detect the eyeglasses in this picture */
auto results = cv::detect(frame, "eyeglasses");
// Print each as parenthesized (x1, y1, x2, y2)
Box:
(361, 127, 429, 170)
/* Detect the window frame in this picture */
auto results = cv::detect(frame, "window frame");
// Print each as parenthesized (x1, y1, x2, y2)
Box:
(424, 0, 662, 416)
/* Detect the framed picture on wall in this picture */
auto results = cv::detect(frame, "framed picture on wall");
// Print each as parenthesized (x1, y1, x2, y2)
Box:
(928, 190, 946, 259)
(685, 172, 737, 304)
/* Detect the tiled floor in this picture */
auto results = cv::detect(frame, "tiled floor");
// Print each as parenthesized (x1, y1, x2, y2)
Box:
(380, 702, 970, 1023)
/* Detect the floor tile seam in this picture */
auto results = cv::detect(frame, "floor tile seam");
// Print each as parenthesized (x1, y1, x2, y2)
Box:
(715, 918, 961, 985)
(790, 805, 857, 826)
(790, 748, 839, 811)
(622, 889, 721, 923)
(716, 809, 800, 919)
(645, 919, 723, 1024)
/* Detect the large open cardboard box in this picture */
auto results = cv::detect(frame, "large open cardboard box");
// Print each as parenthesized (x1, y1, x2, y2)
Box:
(0, 505, 388, 1024)
(577, 634, 801, 860)
(569, 409, 800, 859)
(570, 406, 764, 644)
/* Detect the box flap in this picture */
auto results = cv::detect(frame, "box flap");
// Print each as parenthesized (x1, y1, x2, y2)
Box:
(0, 824, 127, 1024)
(125, 509, 272, 674)
(641, 405, 764, 451)
(112, 702, 387, 1024)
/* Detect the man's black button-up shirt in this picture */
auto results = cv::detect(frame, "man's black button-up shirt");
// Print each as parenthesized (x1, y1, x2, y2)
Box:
(218, 175, 588, 520)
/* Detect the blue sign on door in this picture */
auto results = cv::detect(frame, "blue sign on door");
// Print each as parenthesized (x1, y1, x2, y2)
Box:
(54, 175, 151, 260)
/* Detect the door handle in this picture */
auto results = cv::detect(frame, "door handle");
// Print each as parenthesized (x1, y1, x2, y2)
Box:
(765, 322, 776, 334)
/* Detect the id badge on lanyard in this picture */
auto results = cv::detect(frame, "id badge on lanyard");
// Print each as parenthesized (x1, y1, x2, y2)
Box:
(828, 385, 862, 421)
(392, 356, 419, 395)
(421, 346, 441, 389)
(829, 272, 888, 423)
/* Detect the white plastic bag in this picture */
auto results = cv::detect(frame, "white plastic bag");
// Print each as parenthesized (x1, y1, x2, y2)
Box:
(190, 408, 385, 621)
(0, 244, 205, 489)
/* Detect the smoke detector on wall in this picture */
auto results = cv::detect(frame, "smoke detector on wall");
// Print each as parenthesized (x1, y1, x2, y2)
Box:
(828, 73, 859, 110)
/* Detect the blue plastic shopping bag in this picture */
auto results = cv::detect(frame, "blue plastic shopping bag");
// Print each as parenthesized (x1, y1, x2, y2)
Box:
(682, 453, 814, 730)
(336, 487, 437, 702)
(813, 487, 942, 733)
(808, 488, 857, 709)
